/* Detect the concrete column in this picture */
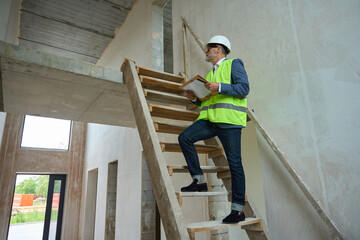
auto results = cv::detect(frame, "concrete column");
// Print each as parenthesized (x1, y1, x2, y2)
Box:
(151, 4, 164, 71)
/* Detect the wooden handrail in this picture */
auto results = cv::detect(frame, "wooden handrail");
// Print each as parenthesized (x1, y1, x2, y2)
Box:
(181, 17, 344, 240)
(247, 109, 343, 239)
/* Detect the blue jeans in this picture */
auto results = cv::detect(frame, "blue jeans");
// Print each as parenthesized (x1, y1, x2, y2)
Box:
(178, 120, 246, 207)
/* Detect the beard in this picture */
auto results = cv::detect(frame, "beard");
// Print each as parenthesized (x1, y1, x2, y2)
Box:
(205, 52, 216, 62)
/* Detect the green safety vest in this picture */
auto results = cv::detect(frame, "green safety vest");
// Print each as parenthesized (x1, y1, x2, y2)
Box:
(197, 59, 247, 127)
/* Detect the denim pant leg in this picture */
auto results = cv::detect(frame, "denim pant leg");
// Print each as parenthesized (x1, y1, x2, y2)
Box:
(178, 120, 216, 178)
(216, 127, 245, 206)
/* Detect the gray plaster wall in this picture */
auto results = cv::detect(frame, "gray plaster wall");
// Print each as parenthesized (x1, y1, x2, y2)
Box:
(172, 0, 360, 239)
(0, 0, 20, 44)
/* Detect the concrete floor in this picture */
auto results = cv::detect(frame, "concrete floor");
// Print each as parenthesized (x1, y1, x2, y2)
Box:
(7, 221, 56, 240)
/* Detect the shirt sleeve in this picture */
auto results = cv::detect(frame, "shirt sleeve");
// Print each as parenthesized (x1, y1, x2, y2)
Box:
(219, 58, 250, 98)
(191, 98, 202, 106)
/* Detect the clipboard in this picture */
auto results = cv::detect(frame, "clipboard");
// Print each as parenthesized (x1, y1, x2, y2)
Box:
(181, 75, 218, 101)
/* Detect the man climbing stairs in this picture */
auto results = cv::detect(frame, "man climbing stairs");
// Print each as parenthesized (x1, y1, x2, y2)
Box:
(121, 58, 266, 240)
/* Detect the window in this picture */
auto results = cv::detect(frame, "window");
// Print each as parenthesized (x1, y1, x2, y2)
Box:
(21, 115, 72, 150)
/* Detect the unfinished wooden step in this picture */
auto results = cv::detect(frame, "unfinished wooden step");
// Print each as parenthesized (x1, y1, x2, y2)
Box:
(154, 122, 189, 134)
(144, 89, 189, 106)
(149, 104, 199, 121)
(160, 142, 222, 154)
(137, 65, 186, 83)
(187, 218, 262, 236)
(176, 191, 229, 206)
(167, 165, 229, 176)
(140, 75, 183, 94)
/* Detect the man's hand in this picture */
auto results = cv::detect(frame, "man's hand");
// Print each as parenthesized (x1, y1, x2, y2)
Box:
(205, 82, 219, 92)
(185, 90, 196, 100)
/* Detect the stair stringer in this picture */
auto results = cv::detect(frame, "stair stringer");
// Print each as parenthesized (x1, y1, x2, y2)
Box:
(122, 59, 190, 240)
(204, 137, 268, 240)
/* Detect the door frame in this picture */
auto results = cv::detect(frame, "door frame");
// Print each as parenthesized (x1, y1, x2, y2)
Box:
(43, 174, 66, 240)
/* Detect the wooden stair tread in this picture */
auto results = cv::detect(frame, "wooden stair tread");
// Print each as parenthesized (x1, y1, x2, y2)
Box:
(154, 122, 189, 134)
(186, 218, 261, 233)
(160, 142, 222, 153)
(168, 165, 229, 174)
(140, 75, 183, 93)
(149, 104, 199, 121)
(176, 192, 229, 197)
(145, 89, 189, 106)
(137, 66, 186, 83)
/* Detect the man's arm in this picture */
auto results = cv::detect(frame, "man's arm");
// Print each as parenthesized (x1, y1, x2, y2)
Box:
(219, 58, 250, 98)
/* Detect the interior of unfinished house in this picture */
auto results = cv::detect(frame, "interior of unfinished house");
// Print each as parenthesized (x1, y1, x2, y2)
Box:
(0, 0, 359, 239)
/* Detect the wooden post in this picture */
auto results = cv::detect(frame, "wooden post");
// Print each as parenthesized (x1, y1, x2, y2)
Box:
(182, 23, 189, 77)
(181, 17, 206, 52)
(121, 59, 189, 240)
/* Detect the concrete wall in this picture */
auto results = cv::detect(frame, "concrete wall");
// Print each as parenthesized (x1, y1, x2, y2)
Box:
(0, 0, 20, 44)
(81, 123, 142, 240)
(173, 0, 360, 239)
(0, 113, 86, 239)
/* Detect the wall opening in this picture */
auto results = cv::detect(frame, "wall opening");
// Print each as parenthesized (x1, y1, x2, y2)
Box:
(20, 115, 72, 150)
(105, 161, 118, 239)
(141, 152, 158, 239)
(84, 168, 98, 240)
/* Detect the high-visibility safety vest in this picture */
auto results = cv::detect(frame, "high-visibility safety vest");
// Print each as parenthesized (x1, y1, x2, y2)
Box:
(197, 59, 247, 127)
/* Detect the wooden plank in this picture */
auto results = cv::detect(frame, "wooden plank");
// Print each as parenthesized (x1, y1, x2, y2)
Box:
(176, 192, 229, 197)
(140, 75, 183, 93)
(149, 104, 199, 121)
(208, 149, 225, 159)
(121, 59, 189, 240)
(154, 122, 189, 134)
(247, 109, 344, 240)
(137, 66, 185, 84)
(242, 221, 263, 232)
(186, 218, 262, 233)
(160, 142, 222, 154)
(144, 89, 189, 106)
(167, 165, 229, 175)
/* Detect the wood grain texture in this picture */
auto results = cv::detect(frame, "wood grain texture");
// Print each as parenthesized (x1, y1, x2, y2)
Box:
(149, 104, 198, 121)
(137, 66, 185, 84)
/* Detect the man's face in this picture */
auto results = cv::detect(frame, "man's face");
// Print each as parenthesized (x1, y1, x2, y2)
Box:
(205, 44, 219, 62)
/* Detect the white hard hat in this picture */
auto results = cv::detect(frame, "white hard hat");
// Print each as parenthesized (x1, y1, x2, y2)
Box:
(206, 35, 231, 54)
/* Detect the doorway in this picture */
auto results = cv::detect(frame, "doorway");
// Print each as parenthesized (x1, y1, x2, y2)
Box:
(7, 174, 66, 240)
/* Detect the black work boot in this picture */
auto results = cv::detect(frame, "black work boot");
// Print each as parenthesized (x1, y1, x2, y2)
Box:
(222, 210, 245, 224)
(181, 179, 208, 192)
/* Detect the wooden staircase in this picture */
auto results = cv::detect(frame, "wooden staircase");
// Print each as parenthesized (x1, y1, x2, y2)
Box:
(121, 59, 266, 240)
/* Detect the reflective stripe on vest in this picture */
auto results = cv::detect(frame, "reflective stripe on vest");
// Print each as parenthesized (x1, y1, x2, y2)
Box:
(201, 103, 247, 113)
(196, 59, 247, 127)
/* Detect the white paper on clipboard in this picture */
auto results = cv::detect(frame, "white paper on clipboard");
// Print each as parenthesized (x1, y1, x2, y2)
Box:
(182, 79, 211, 99)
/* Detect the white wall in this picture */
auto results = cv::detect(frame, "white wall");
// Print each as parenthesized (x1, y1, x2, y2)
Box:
(172, 0, 360, 239)
(83, 123, 142, 240)
(0, 112, 6, 152)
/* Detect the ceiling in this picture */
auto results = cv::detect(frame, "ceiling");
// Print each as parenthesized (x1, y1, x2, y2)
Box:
(19, 0, 137, 63)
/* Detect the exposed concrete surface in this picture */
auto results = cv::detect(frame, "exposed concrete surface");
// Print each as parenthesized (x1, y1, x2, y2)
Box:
(173, 0, 360, 239)
(0, 41, 136, 127)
